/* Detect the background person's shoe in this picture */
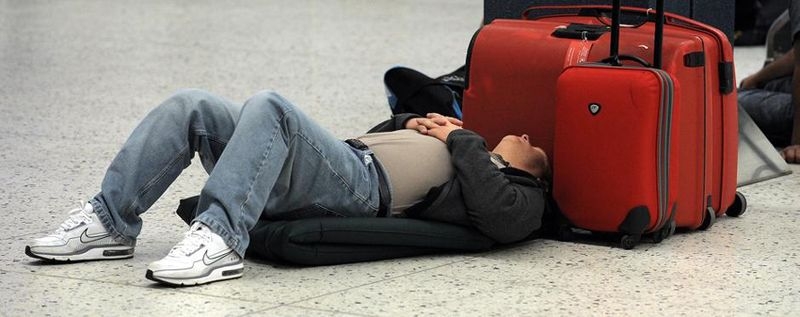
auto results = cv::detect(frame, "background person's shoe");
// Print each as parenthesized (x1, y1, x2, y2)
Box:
(146, 223, 243, 286)
(25, 202, 135, 262)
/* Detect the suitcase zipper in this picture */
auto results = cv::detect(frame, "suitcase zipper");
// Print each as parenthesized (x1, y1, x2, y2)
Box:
(654, 68, 674, 232)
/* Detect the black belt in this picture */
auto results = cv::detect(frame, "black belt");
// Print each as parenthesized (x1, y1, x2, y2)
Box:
(345, 139, 391, 217)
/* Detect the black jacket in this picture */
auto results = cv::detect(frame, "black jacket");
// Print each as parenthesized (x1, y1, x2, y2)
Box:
(367, 114, 549, 244)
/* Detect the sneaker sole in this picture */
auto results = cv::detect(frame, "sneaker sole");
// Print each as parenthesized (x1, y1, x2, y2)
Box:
(145, 262, 244, 286)
(25, 245, 134, 262)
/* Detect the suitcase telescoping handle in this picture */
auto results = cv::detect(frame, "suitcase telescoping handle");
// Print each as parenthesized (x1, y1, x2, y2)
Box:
(608, 0, 664, 69)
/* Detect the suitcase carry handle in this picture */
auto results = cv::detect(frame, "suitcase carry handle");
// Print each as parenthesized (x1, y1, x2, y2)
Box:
(523, 4, 699, 29)
(522, 3, 732, 54)
(523, 5, 654, 24)
(600, 55, 651, 67)
(523, 3, 734, 90)
(522, 2, 665, 69)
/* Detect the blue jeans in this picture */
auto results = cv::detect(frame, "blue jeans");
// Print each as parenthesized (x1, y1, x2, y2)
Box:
(91, 89, 383, 256)
(738, 76, 795, 147)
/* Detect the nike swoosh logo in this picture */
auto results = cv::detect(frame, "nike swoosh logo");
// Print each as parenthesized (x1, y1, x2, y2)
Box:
(79, 229, 111, 244)
(202, 249, 234, 266)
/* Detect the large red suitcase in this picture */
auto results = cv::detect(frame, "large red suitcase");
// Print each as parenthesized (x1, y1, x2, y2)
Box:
(462, 3, 746, 236)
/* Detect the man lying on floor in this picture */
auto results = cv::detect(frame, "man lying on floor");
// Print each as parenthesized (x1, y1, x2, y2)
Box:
(24, 89, 551, 286)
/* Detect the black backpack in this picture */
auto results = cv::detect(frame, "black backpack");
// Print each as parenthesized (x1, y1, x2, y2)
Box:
(383, 65, 466, 119)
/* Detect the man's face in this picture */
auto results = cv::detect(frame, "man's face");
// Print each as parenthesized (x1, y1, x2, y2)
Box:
(493, 134, 548, 178)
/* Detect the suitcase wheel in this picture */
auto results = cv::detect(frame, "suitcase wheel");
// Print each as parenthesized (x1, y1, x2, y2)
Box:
(725, 191, 748, 218)
(669, 220, 677, 236)
(557, 224, 575, 242)
(699, 207, 716, 230)
(651, 220, 676, 244)
(620, 234, 641, 250)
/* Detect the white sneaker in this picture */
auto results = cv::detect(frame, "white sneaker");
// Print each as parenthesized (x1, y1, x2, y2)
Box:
(25, 202, 135, 262)
(146, 223, 243, 286)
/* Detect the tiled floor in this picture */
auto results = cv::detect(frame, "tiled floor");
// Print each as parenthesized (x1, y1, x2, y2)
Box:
(1, 1, 798, 316)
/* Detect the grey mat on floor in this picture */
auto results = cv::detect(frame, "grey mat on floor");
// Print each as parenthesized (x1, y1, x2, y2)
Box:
(737, 104, 793, 186)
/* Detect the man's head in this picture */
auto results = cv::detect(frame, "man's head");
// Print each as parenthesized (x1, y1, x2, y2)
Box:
(491, 134, 550, 180)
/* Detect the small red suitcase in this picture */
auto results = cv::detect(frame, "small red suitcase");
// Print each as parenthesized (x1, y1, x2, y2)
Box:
(463, 2, 747, 237)
(553, 0, 677, 248)
(554, 64, 678, 247)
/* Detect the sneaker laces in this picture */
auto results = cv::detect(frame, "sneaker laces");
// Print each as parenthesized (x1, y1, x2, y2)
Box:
(168, 224, 213, 257)
(50, 202, 94, 236)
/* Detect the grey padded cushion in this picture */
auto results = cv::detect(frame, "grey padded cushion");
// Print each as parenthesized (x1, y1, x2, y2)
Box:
(175, 196, 496, 266)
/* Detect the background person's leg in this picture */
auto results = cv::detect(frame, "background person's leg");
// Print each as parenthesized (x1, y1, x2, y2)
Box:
(92, 89, 241, 244)
(739, 88, 795, 147)
(763, 75, 794, 92)
(193, 90, 382, 257)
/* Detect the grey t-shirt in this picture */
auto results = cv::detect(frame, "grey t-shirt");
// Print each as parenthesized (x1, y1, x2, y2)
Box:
(357, 130, 454, 215)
